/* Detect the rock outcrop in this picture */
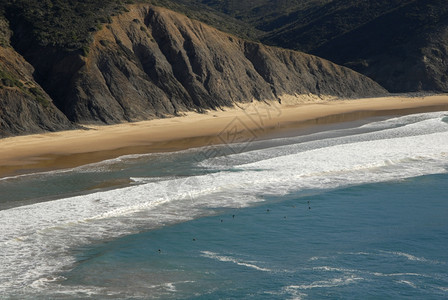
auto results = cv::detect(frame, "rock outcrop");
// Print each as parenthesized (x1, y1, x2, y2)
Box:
(0, 18, 75, 137)
(55, 5, 386, 124)
(257, 0, 448, 93)
(173, 0, 448, 93)
(1, 5, 387, 136)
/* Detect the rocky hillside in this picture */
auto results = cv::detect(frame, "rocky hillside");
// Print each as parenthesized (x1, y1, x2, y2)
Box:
(0, 17, 75, 137)
(162, 0, 448, 93)
(262, 0, 448, 93)
(61, 5, 386, 124)
(0, 4, 386, 137)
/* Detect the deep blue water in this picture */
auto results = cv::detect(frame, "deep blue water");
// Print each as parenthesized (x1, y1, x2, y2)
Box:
(1, 111, 448, 299)
(62, 174, 448, 299)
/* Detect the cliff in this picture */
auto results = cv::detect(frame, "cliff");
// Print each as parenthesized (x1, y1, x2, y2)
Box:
(166, 0, 448, 93)
(43, 5, 386, 124)
(0, 4, 387, 136)
(0, 18, 75, 137)
(256, 0, 448, 93)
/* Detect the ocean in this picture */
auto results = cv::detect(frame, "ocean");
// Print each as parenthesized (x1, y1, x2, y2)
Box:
(1, 111, 448, 299)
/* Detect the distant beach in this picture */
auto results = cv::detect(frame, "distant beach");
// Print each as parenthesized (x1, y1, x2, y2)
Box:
(1, 94, 448, 178)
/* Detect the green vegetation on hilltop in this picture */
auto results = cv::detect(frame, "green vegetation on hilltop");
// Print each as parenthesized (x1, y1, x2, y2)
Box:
(1, 0, 447, 93)
(145, 0, 332, 40)
(2, 0, 136, 51)
(1, 0, 323, 53)
(0, 0, 261, 52)
(146, 0, 261, 40)
(164, 0, 332, 30)
(2, 0, 447, 62)
(158, 0, 448, 53)
(160, 0, 448, 92)
(261, 0, 448, 53)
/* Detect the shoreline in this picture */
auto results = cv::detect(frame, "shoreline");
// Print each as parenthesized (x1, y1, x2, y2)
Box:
(1, 94, 448, 178)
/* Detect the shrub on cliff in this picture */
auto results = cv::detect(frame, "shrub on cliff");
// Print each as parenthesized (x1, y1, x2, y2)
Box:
(3, 0, 139, 51)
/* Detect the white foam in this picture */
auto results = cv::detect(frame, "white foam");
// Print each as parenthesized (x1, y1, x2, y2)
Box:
(281, 286, 308, 300)
(379, 251, 443, 264)
(372, 272, 427, 278)
(309, 265, 431, 280)
(200, 112, 448, 169)
(389, 251, 429, 262)
(1, 112, 447, 295)
(130, 176, 178, 184)
(200, 251, 272, 272)
(0, 151, 172, 183)
(397, 280, 417, 288)
(0, 167, 75, 182)
(287, 275, 363, 290)
(313, 266, 358, 273)
(342, 252, 372, 256)
(364, 112, 448, 127)
(309, 256, 324, 261)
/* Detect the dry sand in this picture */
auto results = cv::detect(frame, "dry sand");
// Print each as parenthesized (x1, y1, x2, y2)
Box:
(1, 94, 448, 178)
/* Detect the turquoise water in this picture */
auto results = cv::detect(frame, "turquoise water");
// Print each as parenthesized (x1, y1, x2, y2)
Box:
(1, 112, 448, 299)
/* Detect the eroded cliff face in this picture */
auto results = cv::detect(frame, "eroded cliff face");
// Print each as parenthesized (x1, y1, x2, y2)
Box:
(420, 27, 448, 92)
(1, 5, 387, 136)
(61, 5, 386, 124)
(0, 18, 75, 137)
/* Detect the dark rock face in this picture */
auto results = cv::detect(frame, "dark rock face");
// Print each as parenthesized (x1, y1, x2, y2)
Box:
(58, 6, 386, 124)
(172, 0, 448, 93)
(0, 46, 75, 138)
(0, 88, 75, 137)
(258, 0, 448, 93)
(419, 27, 448, 92)
(1, 5, 387, 136)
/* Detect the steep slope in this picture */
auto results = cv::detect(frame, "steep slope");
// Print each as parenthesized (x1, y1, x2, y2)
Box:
(421, 27, 448, 92)
(163, 0, 448, 93)
(0, 17, 74, 137)
(307, 0, 448, 92)
(1, 4, 386, 136)
(146, 0, 262, 40)
(159, 0, 331, 32)
(54, 5, 386, 124)
(260, 0, 415, 53)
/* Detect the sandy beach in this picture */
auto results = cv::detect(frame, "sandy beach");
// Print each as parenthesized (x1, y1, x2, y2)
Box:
(1, 94, 448, 178)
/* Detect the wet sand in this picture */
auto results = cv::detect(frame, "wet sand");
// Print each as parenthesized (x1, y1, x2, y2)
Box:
(1, 95, 448, 178)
